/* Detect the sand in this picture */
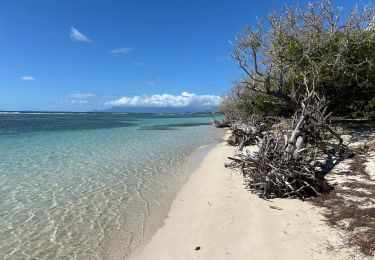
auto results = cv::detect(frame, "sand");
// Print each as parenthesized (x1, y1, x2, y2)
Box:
(132, 137, 364, 260)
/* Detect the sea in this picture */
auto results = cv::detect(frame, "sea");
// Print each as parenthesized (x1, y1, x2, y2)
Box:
(0, 112, 221, 259)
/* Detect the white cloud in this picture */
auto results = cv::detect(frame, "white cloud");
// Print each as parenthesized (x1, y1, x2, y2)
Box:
(143, 78, 161, 87)
(71, 100, 88, 105)
(133, 61, 146, 66)
(109, 48, 134, 54)
(70, 26, 91, 42)
(105, 91, 221, 108)
(67, 93, 96, 99)
(66, 93, 95, 105)
(21, 76, 36, 81)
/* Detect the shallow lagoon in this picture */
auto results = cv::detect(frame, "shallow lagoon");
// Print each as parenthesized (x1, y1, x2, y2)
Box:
(0, 113, 218, 259)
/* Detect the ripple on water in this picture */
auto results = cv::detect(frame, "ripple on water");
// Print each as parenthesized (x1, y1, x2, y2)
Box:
(0, 116, 219, 259)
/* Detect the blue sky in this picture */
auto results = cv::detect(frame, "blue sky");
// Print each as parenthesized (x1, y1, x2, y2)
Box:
(0, 0, 362, 111)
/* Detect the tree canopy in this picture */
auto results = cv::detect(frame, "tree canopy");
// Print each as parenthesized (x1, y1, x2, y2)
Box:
(221, 0, 375, 119)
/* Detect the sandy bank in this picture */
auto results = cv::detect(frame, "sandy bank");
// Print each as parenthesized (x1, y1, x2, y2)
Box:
(132, 138, 361, 260)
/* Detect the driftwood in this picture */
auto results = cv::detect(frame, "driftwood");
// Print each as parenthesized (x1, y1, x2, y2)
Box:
(212, 118, 231, 128)
(227, 122, 259, 148)
(224, 86, 352, 199)
(226, 117, 278, 150)
(226, 131, 334, 199)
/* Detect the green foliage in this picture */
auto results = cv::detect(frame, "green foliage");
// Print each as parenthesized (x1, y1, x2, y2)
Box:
(246, 94, 285, 117)
(274, 29, 375, 117)
(219, 87, 292, 121)
(225, 1, 375, 120)
(350, 97, 375, 119)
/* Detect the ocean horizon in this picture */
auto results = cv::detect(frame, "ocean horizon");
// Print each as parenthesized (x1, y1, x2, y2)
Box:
(0, 113, 221, 259)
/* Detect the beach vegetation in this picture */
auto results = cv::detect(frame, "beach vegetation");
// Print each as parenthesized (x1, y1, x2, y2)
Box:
(220, 0, 375, 120)
(215, 1, 375, 256)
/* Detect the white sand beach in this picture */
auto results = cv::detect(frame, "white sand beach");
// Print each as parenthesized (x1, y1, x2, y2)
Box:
(133, 135, 367, 260)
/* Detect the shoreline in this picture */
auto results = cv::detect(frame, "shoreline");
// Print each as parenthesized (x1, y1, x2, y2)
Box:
(128, 129, 226, 258)
(131, 131, 364, 260)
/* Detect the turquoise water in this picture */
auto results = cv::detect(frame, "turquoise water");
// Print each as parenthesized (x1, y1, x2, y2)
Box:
(0, 113, 219, 259)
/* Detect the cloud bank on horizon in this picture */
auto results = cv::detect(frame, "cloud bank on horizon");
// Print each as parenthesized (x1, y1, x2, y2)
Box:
(106, 92, 221, 108)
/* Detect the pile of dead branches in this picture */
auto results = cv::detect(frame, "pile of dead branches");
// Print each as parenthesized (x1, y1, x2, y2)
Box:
(212, 118, 231, 128)
(226, 117, 277, 149)
(226, 131, 333, 199)
(222, 86, 352, 199)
